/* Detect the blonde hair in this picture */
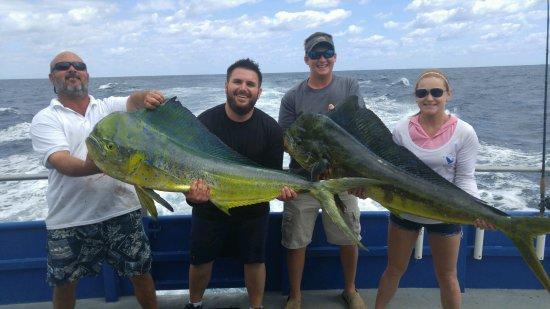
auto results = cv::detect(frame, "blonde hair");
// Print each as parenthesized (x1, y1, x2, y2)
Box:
(415, 69, 450, 91)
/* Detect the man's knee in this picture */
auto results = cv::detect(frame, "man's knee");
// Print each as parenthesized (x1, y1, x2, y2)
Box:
(130, 273, 153, 286)
(54, 281, 78, 293)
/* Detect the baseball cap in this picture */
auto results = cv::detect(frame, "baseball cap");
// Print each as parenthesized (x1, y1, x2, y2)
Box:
(304, 32, 334, 53)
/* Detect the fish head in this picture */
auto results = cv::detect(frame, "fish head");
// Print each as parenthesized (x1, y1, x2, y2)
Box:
(86, 113, 142, 181)
(284, 113, 332, 171)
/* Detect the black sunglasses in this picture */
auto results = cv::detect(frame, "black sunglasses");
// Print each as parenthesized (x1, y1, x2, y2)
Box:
(307, 49, 335, 60)
(415, 88, 445, 98)
(51, 61, 87, 72)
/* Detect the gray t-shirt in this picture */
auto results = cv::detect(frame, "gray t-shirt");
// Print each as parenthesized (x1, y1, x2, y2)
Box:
(278, 74, 363, 175)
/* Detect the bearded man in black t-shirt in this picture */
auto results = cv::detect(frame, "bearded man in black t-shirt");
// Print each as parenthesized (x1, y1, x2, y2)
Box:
(183, 58, 297, 309)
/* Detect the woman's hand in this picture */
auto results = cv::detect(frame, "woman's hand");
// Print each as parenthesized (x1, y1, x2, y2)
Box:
(473, 218, 496, 230)
(348, 187, 367, 199)
(277, 186, 298, 201)
(185, 179, 210, 203)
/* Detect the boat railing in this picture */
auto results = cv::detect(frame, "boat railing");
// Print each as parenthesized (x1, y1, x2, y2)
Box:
(0, 165, 549, 182)
(1, 166, 549, 261)
(0, 166, 549, 304)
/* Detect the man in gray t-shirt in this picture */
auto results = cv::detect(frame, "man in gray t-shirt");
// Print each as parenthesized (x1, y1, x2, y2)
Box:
(278, 32, 367, 309)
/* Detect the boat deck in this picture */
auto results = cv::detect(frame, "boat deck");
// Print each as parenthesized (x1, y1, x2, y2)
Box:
(2, 288, 547, 309)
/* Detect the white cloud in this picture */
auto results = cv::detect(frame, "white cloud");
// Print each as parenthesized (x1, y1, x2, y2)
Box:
(135, 0, 176, 12)
(406, 0, 461, 11)
(375, 12, 392, 20)
(416, 8, 459, 25)
(384, 21, 399, 29)
(349, 34, 397, 48)
(347, 25, 363, 34)
(479, 22, 522, 41)
(180, 0, 259, 15)
(68, 7, 98, 23)
(261, 9, 351, 30)
(335, 24, 363, 36)
(305, 0, 340, 9)
(472, 0, 539, 15)
(107, 47, 131, 55)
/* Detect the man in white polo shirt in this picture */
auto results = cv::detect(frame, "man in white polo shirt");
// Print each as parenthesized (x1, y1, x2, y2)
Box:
(30, 51, 163, 309)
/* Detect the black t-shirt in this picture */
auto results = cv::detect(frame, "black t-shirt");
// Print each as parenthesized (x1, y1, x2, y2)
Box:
(190, 103, 284, 219)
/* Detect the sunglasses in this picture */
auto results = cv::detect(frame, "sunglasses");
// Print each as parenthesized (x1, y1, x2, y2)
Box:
(307, 49, 335, 60)
(51, 61, 87, 72)
(415, 88, 445, 98)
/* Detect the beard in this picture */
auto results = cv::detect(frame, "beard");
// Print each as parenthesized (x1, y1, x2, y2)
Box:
(54, 72, 88, 97)
(226, 90, 258, 116)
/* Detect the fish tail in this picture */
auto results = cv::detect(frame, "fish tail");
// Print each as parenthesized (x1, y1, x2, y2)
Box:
(501, 216, 550, 292)
(310, 180, 372, 251)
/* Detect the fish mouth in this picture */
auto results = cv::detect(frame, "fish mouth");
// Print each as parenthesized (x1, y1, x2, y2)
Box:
(85, 135, 103, 157)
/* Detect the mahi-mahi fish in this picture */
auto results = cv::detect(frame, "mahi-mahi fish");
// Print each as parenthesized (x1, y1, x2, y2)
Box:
(85, 97, 377, 249)
(283, 95, 550, 292)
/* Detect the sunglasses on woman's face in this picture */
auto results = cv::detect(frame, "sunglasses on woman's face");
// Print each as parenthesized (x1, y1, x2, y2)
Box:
(307, 49, 335, 60)
(415, 88, 445, 98)
(51, 61, 87, 73)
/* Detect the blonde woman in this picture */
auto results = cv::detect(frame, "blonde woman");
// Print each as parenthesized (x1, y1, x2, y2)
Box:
(375, 69, 493, 309)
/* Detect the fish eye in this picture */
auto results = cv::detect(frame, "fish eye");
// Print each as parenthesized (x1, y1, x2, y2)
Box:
(104, 142, 116, 151)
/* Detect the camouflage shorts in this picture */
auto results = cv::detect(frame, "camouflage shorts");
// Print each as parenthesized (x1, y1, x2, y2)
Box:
(46, 210, 152, 287)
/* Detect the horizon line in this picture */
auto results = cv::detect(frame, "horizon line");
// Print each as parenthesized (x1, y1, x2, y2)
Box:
(0, 63, 544, 81)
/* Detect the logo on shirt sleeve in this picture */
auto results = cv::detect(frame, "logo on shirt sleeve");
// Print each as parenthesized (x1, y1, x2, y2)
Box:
(445, 155, 455, 165)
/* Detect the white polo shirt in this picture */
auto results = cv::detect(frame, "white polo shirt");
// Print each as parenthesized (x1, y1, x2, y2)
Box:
(30, 95, 140, 230)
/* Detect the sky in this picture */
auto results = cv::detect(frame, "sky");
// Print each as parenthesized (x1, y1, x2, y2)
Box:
(0, 0, 548, 79)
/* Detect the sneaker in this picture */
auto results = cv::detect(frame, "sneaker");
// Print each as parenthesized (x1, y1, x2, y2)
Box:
(284, 297, 301, 309)
(184, 303, 202, 309)
(341, 290, 367, 309)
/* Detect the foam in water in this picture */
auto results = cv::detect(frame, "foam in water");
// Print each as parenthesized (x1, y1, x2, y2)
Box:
(0, 154, 48, 221)
(1, 71, 545, 222)
(0, 122, 31, 143)
(98, 82, 117, 90)
(0, 107, 17, 114)
(389, 77, 410, 86)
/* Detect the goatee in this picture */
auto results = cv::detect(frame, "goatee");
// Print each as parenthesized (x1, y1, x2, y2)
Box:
(54, 73, 88, 97)
(227, 92, 258, 116)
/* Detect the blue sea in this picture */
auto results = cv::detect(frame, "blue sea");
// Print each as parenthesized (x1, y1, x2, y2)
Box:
(0, 65, 547, 222)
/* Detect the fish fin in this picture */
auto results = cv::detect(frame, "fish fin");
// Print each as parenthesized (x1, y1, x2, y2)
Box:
(309, 188, 367, 251)
(210, 201, 231, 215)
(311, 159, 331, 181)
(334, 194, 347, 212)
(134, 97, 260, 167)
(501, 216, 550, 292)
(328, 95, 465, 193)
(135, 185, 158, 219)
(142, 188, 174, 212)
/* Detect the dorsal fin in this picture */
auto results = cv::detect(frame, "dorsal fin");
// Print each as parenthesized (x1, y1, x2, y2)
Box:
(328, 96, 508, 216)
(133, 97, 259, 166)
(327, 96, 471, 194)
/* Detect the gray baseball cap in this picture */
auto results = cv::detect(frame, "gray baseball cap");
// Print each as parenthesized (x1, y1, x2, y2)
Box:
(304, 32, 334, 53)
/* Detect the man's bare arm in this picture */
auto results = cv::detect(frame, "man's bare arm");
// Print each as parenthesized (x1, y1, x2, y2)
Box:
(48, 151, 101, 177)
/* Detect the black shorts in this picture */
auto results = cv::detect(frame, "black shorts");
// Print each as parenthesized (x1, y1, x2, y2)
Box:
(189, 213, 269, 265)
(389, 213, 461, 236)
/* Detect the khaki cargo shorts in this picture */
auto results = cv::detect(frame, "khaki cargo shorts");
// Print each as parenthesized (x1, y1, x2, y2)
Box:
(281, 192, 361, 249)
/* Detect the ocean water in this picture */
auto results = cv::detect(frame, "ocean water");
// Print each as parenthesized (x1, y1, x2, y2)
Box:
(0, 65, 547, 222)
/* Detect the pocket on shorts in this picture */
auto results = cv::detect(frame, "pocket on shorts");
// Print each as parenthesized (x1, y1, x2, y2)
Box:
(48, 239, 74, 260)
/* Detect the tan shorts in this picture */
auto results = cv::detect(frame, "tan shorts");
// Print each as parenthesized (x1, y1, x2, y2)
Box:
(281, 192, 361, 249)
